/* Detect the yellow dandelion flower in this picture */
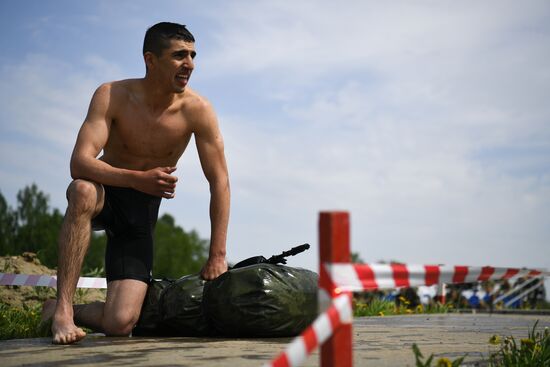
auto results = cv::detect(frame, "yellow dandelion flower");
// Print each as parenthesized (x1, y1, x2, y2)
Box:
(489, 335, 501, 345)
(520, 338, 535, 349)
(378, 311, 384, 317)
(436, 357, 452, 367)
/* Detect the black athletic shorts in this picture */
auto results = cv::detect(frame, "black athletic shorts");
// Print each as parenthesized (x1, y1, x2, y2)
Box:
(92, 185, 162, 284)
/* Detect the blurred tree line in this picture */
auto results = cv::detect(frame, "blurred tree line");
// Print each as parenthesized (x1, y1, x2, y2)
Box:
(0, 184, 208, 278)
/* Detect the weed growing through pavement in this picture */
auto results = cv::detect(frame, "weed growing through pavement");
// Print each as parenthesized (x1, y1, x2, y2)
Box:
(489, 321, 550, 366)
(412, 343, 464, 367)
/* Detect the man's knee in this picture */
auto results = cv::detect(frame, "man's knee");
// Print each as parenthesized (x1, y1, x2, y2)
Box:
(66, 179, 103, 216)
(102, 279, 147, 336)
(102, 310, 140, 336)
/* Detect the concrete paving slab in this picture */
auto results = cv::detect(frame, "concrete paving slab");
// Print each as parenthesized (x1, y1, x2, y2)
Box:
(1, 313, 548, 366)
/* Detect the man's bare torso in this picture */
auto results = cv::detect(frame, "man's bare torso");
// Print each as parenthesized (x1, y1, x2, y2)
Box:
(101, 79, 202, 171)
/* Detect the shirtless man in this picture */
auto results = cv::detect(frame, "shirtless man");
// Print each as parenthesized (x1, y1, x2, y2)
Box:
(42, 22, 230, 344)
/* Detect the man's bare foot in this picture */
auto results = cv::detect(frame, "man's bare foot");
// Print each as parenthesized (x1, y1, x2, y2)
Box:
(51, 315, 86, 344)
(41, 299, 86, 344)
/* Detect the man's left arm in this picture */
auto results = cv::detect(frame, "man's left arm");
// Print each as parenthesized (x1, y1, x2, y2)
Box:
(194, 100, 230, 280)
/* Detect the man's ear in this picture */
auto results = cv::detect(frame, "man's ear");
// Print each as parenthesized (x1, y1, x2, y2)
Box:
(144, 51, 156, 71)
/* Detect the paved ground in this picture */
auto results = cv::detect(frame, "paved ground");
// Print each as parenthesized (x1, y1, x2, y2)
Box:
(1, 313, 549, 366)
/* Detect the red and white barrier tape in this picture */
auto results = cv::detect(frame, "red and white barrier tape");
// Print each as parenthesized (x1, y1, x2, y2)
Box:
(264, 263, 549, 367)
(326, 263, 549, 292)
(3, 264, 547, 293)
(0, 273, 107, 289)
(263, 293, 352, 367)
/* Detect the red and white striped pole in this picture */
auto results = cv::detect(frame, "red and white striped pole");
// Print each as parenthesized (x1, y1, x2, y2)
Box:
(319, 211, 353, 367)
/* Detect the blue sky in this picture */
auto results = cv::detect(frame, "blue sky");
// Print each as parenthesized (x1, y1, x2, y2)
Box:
(1, 1, 549, 281)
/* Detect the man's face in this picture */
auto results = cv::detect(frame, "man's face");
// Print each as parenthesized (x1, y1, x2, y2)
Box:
(150, 39, 196, 93)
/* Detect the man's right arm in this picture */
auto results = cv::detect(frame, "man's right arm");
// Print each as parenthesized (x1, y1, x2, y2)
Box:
(70, 83, 177, 198)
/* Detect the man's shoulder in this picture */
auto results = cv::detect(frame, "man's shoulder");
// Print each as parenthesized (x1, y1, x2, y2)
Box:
(183, 88, 216, 123)
(184, 87, 212, 112)
(93, 79, 141, 101)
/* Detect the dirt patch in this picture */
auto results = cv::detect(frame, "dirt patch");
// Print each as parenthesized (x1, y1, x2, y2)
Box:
(1, 252, 106, 308)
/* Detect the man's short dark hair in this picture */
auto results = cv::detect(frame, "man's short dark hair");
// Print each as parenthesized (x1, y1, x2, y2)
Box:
(143, 22, 195, 56)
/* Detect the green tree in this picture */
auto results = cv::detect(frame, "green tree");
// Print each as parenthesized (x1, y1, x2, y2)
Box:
(0, 191, 17, 255)
(13, 184, 63, 267)
(153, 213, 208, 279)
(1, 184, 209, 279)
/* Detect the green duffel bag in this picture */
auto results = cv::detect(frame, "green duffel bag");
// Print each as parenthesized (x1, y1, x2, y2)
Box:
(204, 263, 318, 337)
(133, 279, 172, 336)
(160, 273, 210, 336)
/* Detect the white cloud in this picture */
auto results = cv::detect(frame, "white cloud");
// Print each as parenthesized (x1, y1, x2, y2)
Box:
(194, 0, 550, 270)
(0, 140, 71, 208)
(0, 54, 117, 149)
(202, 1, 549, 78)
(216, 99, 550, 270)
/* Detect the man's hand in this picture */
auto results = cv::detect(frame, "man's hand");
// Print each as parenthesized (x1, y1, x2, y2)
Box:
(133, 166, 178, 199)
(200, 256, 228, 280)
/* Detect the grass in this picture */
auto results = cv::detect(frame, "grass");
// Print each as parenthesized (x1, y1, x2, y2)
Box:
(409, 320, 550, 367)
(0, 302, 49, 340)
(0, 267, 107, 341)
(0, 301, 99, 340)
(353, 296, 454, 317)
